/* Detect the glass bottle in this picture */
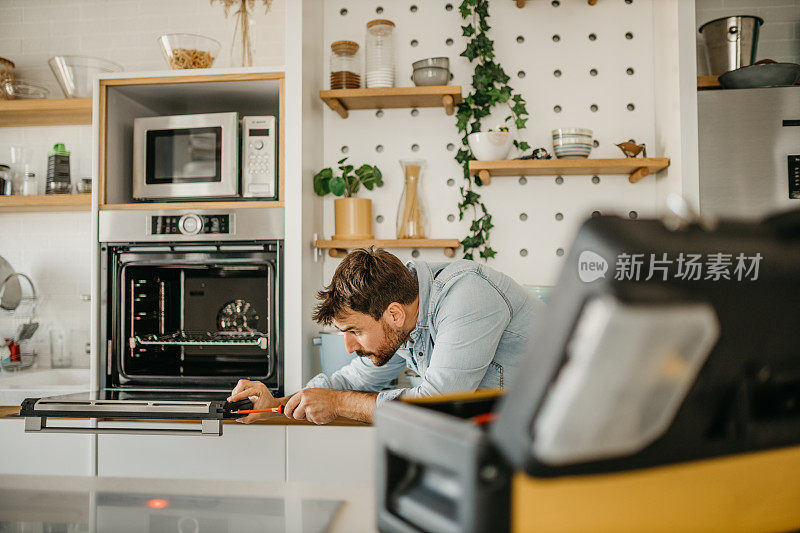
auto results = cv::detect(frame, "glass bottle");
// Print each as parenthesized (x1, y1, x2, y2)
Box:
(330, 40, 361, 89)
(365, 19, 395, 88)
(396, 159, 428, 239)
(22, 170, 38, 196)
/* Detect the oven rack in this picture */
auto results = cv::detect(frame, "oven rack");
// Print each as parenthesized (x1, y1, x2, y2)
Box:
(131, 331, 269, 350)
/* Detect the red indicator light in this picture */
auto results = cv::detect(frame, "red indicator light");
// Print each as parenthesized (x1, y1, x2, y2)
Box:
(147, 498, 169, 509)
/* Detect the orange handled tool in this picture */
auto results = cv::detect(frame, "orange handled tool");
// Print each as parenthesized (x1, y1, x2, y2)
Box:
(232, 405, 283, 414)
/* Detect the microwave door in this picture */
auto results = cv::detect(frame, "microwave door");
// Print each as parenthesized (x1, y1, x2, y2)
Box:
(133, 112, 239, 200)
(18, 389, 242, 436)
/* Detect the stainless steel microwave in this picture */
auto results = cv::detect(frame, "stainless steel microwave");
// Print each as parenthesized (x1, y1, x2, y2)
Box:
(132, 112, 276, 201)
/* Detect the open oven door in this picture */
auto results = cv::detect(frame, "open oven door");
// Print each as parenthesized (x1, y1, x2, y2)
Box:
(18, 389, 254, 436)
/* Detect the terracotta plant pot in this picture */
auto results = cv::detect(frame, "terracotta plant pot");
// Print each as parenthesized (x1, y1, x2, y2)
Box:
(333, 198, 374, 240)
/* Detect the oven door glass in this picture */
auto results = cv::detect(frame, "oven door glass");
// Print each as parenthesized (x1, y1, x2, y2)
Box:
(146, 127, 222, 185)
(108, 245, 280, 391)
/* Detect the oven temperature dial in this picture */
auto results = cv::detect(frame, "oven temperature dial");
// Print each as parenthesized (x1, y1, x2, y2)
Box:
(178, 214, 203, 235)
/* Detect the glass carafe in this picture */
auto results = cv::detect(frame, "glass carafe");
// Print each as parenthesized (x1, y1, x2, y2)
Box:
(396, 160, 428, 239)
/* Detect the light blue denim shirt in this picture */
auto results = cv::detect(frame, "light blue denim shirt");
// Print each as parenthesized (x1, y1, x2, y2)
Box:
(305, 260, 544, 406)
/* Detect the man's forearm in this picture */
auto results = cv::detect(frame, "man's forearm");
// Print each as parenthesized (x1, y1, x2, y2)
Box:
(334, 390, 378, 423)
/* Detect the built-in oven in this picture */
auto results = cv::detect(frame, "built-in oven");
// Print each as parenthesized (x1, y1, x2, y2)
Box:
(132, 112, 277, 201)
(19, 208, 284, 436)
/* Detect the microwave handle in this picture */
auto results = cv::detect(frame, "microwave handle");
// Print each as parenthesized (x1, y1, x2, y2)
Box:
(24, 416, 223, 436)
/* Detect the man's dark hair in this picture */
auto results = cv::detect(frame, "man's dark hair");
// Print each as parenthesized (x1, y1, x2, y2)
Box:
(313, 248, 419, 325)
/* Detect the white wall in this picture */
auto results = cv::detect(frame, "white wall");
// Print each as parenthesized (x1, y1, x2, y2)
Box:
(0, 0, 286, 369)
(695, 0, 800, 75)
(320, 0, 667, 286)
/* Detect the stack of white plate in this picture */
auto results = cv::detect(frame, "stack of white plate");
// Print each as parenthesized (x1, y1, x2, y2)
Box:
(366, 67, 394, 88)
(552, 128, 593, 158)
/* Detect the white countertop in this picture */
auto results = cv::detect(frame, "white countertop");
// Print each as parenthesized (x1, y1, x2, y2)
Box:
(0, 474, 376, 532)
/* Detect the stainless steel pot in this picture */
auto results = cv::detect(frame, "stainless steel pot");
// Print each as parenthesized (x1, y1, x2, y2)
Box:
(699, 16, 764, 75)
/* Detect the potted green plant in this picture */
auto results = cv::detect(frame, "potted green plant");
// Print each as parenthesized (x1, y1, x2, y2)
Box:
(314, 158, 383, 240)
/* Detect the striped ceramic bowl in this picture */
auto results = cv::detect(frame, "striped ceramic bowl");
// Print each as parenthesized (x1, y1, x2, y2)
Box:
(552, 128, 593, 159)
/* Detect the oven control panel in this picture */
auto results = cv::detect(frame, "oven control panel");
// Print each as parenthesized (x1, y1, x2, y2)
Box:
(150, 214, 231, 235)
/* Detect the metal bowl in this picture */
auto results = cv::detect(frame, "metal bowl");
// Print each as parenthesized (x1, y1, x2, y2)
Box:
(719, 62, 800, 89)
(412, 57, 449, 70)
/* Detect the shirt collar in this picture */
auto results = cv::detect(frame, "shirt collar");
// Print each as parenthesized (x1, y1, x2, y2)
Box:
(405, 260, 431, 342)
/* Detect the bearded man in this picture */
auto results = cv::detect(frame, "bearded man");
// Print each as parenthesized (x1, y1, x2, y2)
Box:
(228, 247, 543, 424)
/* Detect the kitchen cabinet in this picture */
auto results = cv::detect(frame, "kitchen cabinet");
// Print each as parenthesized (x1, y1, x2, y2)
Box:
(96, 422, 286, 481)
(0, 418, 93, 476)
(286, 426, 376, 483)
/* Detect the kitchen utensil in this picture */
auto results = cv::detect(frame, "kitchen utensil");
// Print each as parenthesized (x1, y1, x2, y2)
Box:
(718, 61, 800, 89)
(397, 159, 428, 240)
(366, 19, 396, 88)
(552, 128, 593, 159)
(158, 33, 220, 70)
(467, 131, 514, 161)
(412, 57, 449, 70)
(1, 79, 49, 100)
(16, 321, 39, 342)
(49, 55, 123, 98)
(0, 256, 21, 311)
(616, 140, 647, 158)
(699, 16, 764, 76)
(330, 40, 361, 89)
(412, 66, 449, 86)
(0, 271, 37, 313)
(0, 164, 11, 195)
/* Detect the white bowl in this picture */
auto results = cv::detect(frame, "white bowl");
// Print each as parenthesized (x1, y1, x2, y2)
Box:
(468, 131, 514, 161)
(552, 128, 593, 159)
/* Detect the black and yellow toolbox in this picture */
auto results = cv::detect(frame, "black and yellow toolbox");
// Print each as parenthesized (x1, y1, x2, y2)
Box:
(375, 211, 800, 532)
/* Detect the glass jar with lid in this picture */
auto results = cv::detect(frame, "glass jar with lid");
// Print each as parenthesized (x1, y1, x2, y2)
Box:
(365, 19, 395, 88)
(330, 40, 361, 90)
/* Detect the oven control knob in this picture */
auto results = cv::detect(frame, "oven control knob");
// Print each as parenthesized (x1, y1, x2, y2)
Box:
(178, 214, 203, 235)
(253, 140, 264, 150)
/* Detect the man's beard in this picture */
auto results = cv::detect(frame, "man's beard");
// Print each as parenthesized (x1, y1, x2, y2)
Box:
(356, 320, 411, 367)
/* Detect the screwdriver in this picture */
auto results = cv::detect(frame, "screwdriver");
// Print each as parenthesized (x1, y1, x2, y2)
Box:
(232, 405, 284, 414)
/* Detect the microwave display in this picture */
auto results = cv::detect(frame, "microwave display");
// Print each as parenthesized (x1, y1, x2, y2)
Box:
(146, 127, 222, 184)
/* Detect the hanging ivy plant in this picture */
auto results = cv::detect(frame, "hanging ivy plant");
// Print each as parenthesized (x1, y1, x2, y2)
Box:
(455, 0, 530, 261)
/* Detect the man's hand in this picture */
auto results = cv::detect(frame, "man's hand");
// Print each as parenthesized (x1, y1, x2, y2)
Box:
(284, 388, 340, 425)
(284, 389, 378, 425)
(228, 379, 282, 424)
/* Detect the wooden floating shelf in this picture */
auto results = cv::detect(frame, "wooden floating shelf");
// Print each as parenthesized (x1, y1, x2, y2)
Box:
(698, 75, 800, 89)
(516, 0, 597, 6)
(469, 158, 670, 184)
(319, 86, 463, 119)
(315, 238, 461, 258)
(0, 98, 92, 127)
(99, 200, 284, 211)
(0, 194, 91, 212)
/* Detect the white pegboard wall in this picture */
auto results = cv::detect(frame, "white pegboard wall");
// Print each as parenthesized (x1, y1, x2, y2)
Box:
(322, 0, 659, 286)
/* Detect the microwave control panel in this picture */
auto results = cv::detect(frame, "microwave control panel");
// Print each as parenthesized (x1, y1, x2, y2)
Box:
(242, 116, 276, 199)
(788, 155, 800, 200)
(150, 214, 231, 235)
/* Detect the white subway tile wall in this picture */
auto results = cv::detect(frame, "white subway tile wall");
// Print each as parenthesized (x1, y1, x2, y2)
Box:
(0, 0, 286, 369)
(696, 0, 800, 75)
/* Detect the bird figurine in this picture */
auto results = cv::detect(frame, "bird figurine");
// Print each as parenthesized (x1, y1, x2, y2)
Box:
(616, 140, 647, 158)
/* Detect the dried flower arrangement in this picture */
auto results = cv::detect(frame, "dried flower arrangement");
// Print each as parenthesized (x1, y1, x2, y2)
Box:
(211, 0, 274, 66)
